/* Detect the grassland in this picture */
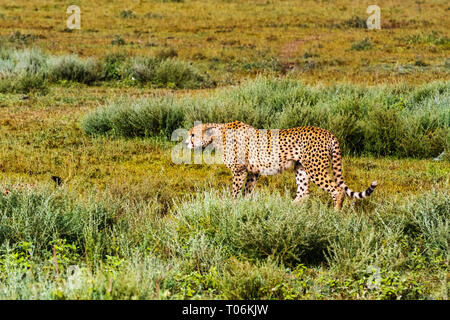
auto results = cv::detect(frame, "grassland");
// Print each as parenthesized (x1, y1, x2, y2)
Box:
(0, 0, 449, 300)
(0, 81, 448, 300)
(0, 0, 449, 85)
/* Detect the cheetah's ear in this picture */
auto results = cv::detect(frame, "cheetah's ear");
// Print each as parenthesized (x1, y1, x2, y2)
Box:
(204, 127, 220, 138)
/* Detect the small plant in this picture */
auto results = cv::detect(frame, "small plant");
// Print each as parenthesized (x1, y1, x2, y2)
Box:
(49, 239, 80, 273)
(404, 31, 450, 46)
(144, 12, 164, 19)
(0, 242, 34, 274)
(128, 56, 209, 88)
(172, 267, 218, 299)
(47, 55, 101, 84)
(342, 16, 367, 29)
(155, 47, 178, 59)
(6, 31, 43, 46)
(119, 10, 136, 19)
(0, 48, 49, 93)
(80, 96, 185, 137)
(100, 52, 127, 80)
(414, 59, 428, 67)
(350, 37, 373, 51)
(111, 35, 126, 46)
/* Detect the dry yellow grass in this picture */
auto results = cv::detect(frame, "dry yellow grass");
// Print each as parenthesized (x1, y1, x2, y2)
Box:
(0, 86, 448, 209)
(0, 0, 448, 84)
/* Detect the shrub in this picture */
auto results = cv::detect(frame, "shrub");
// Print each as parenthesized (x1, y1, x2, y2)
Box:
(80, 96, 185, 137)
(81, 78, 449, 158)
(350, 37, 373, 51)
(128, 57, 209, 88)
(154, 58, 207, 88)
(0, 48, 101, 91)
(403, 191, 449, 257)
(0, 186, 447, 299)
(0, 48, 48, 93)
(0, 48, 211, 91)
(100, 52, 128, 80)
(342, 16, 367, 29)
(119, 10, 136, 19)
(155, 47, 178, 59)
(111, 35, 126, 46)
(47, 55, 101, 84)
(218, 258, 294, 299)
(0, 73, 48, 94)
(128, 56, 159, 83)
(0, 188, 117, 258)
(172, 191, 336, 266)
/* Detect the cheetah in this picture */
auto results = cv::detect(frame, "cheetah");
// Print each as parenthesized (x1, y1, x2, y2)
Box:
(185, 121, 377, 210)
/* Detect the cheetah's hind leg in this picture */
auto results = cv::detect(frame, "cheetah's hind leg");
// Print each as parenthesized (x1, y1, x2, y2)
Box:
(231, 169, 247, 201)
(334, 188, 345, 210)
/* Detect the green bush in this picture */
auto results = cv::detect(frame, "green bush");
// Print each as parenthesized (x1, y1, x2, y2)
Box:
(0, 188, 117, 259)
(128, 56, 159, 83)
(0, 48, 211, 91)
(80, 97, 185, 137)
(350, 37, 373, 51)
(0, 73, 48, 94)
(111, 35, 126, 46)
(403, 191, 449, 257)
(119, 10, 136, 19)
(100, 52, 128, 80)
(81, 78, 450, 158)
(172, 191, 336, 266)
(155, 47, 178, 59)
(47, 55, 101, 84)
(0, 49, 102, 91)
(218, 258, 293, 299)
(342, 16, 367, 29)
(0, 48, 48, 93)
(0, 186, 447, 299)
(155, 59, 207, 89)
(128, 56, 210, 88)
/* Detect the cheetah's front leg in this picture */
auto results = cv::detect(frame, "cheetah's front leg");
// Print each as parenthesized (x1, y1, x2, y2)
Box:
(231, 169, 247, 199)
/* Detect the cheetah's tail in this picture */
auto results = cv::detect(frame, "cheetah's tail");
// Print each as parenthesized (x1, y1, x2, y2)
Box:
(330, 135, 378, 199)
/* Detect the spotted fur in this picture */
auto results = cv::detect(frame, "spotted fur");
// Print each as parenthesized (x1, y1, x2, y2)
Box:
(186, 121, 377, 210)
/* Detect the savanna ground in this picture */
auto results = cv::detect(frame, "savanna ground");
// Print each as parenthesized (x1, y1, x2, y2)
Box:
(0, 0, 448, 300)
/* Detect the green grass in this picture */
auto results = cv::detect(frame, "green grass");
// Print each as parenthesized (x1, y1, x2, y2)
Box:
(0, 187, 448, 299)
(0, 48, 211, 93)
(0, 83, 448, 300)
(81, 78, 450, 158)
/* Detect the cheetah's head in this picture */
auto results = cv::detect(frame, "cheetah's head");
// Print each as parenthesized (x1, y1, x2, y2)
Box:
(185, 123, 221, 149)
